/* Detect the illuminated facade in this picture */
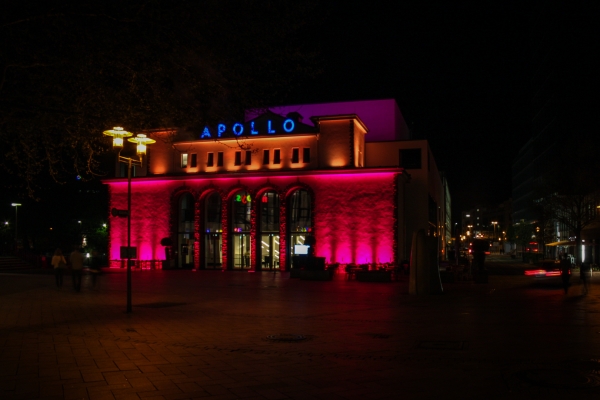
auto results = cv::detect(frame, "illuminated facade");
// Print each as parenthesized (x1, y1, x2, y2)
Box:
(104, 99, 449, 270)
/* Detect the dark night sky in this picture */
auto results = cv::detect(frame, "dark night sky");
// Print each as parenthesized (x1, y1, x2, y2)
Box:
(286, 2, 531, 216)
(1, 1, 538, 240)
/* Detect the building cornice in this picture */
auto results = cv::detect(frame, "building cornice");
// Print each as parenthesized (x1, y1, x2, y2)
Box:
(102, 167, 405, 184)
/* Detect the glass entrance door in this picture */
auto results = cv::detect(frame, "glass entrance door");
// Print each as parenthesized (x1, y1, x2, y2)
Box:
(233, 234, 251, 269)
(231, 190, 251, 270)
(287, 189, 312, 270)
(261, 234, 280, 270)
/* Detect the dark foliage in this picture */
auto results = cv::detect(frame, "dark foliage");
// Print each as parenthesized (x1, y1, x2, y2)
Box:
(1, 0, 321, 197)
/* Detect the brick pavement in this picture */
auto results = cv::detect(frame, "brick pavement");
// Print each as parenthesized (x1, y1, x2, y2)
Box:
(1, 268, 600, 399)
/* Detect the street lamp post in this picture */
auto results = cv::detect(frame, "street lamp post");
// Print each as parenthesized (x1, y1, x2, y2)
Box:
(11, 203, 21, 251)
(103, 127, 155, 313)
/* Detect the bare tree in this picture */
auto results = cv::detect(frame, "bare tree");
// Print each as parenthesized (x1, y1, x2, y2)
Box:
(530, 131, 600, 265)
(540, 191, 600, 266)
(1, 0, 321, 198)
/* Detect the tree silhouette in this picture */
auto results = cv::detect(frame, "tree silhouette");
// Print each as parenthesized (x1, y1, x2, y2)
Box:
(1, 0, 321, 197)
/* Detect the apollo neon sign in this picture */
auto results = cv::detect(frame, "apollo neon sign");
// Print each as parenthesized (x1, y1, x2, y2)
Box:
(200, 118, 296, 140)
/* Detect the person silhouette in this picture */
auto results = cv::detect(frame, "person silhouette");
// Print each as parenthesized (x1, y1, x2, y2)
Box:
(70, 246, 84, 292)
(51, 248, 67, 288)
(580, 262, 590, 295)
(560, 254, 571, 294)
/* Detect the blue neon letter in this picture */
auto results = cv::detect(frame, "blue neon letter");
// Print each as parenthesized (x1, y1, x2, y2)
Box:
(218, 124, 226, 137)
(283, 119, 295, 133)
(267, 120, 275, 134)
(250, 121, 259, 135)
(233, 123, 244, 136)
(201, 127, 212, 139)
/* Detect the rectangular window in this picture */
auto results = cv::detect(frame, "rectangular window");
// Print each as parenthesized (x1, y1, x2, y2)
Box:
(274, 149, 281, 164)
(234, 151, 242, 166)
(303, 148, 310, 163)
(245, 150, 252, 165)
(217, 152, 224, 167)
(207, 152, 214, 167)
(181, 153, 188, 168)
(292, 148, 299, 163)
(190, 154, 197, 168)
(263, 149, 270, 165)
(399, 149, 422, 169)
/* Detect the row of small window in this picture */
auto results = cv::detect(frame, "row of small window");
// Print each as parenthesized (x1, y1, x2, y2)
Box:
(182, 148, 311, 168)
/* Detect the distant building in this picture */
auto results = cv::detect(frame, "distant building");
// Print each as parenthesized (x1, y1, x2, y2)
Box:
(512, 3, 597, 262)
(104, 99, 449, 270)
(461, 201, 512, 252)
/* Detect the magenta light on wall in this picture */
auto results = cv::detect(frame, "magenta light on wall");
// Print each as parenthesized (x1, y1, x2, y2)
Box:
(107, 170, 399, 266)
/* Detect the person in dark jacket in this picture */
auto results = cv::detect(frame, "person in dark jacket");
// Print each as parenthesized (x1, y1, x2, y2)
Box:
(70, 246, 84, 292)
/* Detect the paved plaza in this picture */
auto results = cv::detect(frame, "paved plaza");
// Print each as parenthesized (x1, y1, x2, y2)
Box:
(1, 266, 600, 399)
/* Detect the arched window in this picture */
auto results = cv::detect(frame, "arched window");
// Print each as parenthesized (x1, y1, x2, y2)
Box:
(178, 193, 195, 269)
(231, 190, 252, 269)
(203, 192, 222, 269)
(288, 189, 312, 269)
(259, 191, 280, 270)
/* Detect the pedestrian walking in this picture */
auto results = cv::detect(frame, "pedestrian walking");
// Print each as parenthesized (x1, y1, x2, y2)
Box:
(70, 246, 84, 292)
(580, 262, 591, 295)
(90, 250, 102, 287)
(560, 254, 571, 294)
(51, 248, 67, 288)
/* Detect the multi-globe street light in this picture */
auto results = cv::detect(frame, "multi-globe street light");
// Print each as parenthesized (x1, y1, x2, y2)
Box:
(103, 127, 155, 313)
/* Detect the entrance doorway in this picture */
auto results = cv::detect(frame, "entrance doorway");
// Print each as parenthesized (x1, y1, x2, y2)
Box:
(259, 191, 280, 270)
(203, 192, 222, 269)
(231, 190, 251, 270)
(287, 189, 312, 270)
(261, 234, 280, 270)
(232, 234, 251, 269)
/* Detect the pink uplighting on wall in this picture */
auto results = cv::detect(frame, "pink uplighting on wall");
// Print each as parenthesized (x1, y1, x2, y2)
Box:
(108, 180, 172, 261)
(106, 169, 400, 267)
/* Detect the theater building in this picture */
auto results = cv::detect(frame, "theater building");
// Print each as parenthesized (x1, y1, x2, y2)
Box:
(104, 99, 449, 270)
